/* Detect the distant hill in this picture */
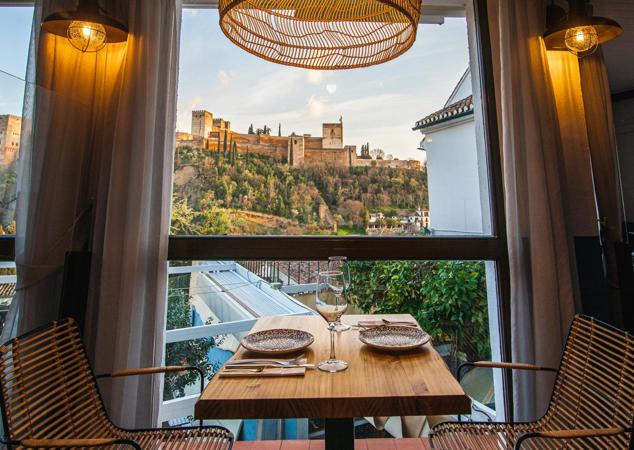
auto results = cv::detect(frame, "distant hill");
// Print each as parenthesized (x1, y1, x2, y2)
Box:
(171, 145, 428, 235)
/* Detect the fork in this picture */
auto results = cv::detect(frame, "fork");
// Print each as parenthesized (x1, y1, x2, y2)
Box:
(226, 353, 307, 366)
(381, 319, 419, 326)
(224, 363, 315, 370)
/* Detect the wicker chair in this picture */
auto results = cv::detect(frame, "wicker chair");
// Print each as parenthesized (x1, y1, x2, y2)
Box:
(0, 317, 233, 449)
(430, 314, 634, 449)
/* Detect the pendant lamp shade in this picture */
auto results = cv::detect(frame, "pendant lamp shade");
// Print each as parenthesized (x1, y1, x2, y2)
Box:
(42, 0, 128, 52)
(543, 1, 622, 56)
(218, 0, 422, 70)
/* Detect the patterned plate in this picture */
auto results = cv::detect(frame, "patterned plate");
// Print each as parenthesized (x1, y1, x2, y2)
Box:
(359, 325, 430, 351)
(241, 329, 315, 355)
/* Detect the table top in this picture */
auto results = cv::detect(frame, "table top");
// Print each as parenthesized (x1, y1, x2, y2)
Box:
(195, 314, 470, 420)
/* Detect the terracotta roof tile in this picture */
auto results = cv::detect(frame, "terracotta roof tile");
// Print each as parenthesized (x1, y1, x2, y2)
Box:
(413, 95, 474, 131)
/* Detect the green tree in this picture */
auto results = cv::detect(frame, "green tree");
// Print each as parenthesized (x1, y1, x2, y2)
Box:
(347, 260, 490, 364)
(170, 196, 197, 235)
(198, 205, 232, 235)
(164, 279, 222, 400)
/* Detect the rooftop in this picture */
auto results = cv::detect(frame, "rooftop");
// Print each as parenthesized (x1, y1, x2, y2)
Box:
(413, 95, 474, 131)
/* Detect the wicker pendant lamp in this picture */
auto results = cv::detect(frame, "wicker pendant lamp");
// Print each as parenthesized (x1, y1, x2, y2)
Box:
(218, 0, 421, 70)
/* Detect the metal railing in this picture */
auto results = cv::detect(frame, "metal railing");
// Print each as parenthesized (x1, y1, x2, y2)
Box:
(236, 260, 328, 286)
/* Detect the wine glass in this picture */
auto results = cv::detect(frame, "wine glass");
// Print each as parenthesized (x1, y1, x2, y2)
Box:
(315, 270, 348, 372)
(328, 256, 351, 332)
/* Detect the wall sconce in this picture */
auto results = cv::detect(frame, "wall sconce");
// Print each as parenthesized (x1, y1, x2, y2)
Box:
(543, 0, 622, 57)
(41, 0, 128, 52)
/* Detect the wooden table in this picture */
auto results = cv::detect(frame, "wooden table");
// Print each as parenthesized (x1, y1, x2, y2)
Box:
(195, 314, 470, 449)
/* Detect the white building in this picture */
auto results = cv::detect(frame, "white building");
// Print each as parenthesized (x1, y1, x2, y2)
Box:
(413, 68, 489, 236)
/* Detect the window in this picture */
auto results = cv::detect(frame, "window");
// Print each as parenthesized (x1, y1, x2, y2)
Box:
(163, 258, 498, 433)
(172, 6, 493, 238)
(0, 4, 33, 335)
(167, 0, 509, 436)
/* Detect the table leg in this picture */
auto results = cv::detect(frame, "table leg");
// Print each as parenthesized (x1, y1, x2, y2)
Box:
(324, 418, 354, 450)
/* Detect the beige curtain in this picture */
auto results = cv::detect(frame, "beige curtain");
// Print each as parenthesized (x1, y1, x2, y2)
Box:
(84, 0, 181, 428)
(8, 0, 180, 429)
(4, 1, 127, 340)
(487, 0, 579, 421)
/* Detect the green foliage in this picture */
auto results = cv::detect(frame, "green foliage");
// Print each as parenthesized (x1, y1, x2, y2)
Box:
(347, 260, 490, 363)
(172, 147, 428, 234)
(164, 278, 221, 400)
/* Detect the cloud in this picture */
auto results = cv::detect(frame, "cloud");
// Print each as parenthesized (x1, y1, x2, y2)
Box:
(326, 84, 337, 94)
(305, 70, 324, 85)
(189, 96, 203, 110)
(307, 95, 326, 118)
(217, 69, 233, 87)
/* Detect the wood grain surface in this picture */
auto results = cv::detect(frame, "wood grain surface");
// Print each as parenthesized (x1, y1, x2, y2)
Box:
(195, 314, 470, 420)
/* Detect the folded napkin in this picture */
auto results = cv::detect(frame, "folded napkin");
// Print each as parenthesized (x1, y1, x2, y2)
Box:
(356, 319, 418, 328)
(219, 367, 306, 378)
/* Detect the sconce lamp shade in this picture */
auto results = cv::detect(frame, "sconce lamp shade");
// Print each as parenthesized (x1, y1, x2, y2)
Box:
(543, 1, 622, 56)
(42, 0, 128, 52)
(218, 0, 421, 70)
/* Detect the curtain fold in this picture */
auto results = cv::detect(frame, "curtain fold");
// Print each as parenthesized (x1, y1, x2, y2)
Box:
(8, 0, 180, 429)
(487, 0, 579, 421)
(85, 0, 181, 428)
(4, 0, 127, 340)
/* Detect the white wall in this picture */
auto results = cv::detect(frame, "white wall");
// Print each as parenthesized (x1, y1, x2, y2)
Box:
(446, 70, 472, 106)
(424, 117, 484, 235)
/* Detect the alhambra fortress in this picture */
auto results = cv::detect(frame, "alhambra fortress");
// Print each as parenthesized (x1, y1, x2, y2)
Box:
(176, 111, 421, 171)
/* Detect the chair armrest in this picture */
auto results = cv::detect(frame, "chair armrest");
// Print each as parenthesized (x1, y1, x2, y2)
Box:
(96, 365, 203, 379)
(514, 427, 634, 450)
(1, 437, 141, 449)
(96, 365, 206, 426)
(457, 361, 557, 383)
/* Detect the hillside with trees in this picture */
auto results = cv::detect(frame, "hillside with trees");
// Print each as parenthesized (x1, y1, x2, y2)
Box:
(171, 145, 428, 235)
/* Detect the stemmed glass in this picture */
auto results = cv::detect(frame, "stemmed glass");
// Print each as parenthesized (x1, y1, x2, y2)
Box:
(315, 270, 348, 372)
(327, 256, 351, 332)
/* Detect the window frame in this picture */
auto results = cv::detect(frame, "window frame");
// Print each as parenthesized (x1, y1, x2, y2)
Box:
(171, 0, 512, 418)
(0, 0, 514, 420)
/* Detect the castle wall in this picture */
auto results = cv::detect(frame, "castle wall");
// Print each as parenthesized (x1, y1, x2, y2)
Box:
(322, 123, 343, 149)
(0, 115, 21, 167)
(192, 110, 213, 138)
(353, 158, 420, 170)
(178, 111, 421, 171)
(288, 135, 304, 167)
(208, 131, 288, 161)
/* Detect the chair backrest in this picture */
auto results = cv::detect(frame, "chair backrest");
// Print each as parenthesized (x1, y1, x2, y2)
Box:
(544, 314, 634, 446)
(0, 318, 114, 441)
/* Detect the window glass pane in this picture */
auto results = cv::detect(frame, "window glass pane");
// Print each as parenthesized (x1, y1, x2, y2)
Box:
(0, 5, 33, 337)
(162, 258, 499, 432)
(0, 6, 31, 232)
(172, 3, 492, 237)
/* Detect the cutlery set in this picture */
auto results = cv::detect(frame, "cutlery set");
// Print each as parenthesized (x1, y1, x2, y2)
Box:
(220, 318, 426, 378)
(219, 354, 314, 377)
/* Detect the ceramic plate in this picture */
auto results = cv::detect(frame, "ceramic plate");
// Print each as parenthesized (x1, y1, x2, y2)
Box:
(359, 325, 430, 351)
(241, 328, 314, 355)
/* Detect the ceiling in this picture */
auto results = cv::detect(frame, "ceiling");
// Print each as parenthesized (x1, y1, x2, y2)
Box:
(594, 0, 634, 94)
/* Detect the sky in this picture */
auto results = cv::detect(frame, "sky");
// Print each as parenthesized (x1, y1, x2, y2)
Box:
(178, 10, 471, 161)
(0, 7, 33, 116)
(0, 6, 471, 161)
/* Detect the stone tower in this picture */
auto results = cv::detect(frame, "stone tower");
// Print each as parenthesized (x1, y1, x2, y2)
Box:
(0, 115, 21, 167)
(288, 133, 305, 167)
(191, 110, 213, 138)
(322, 118, 343, 149)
